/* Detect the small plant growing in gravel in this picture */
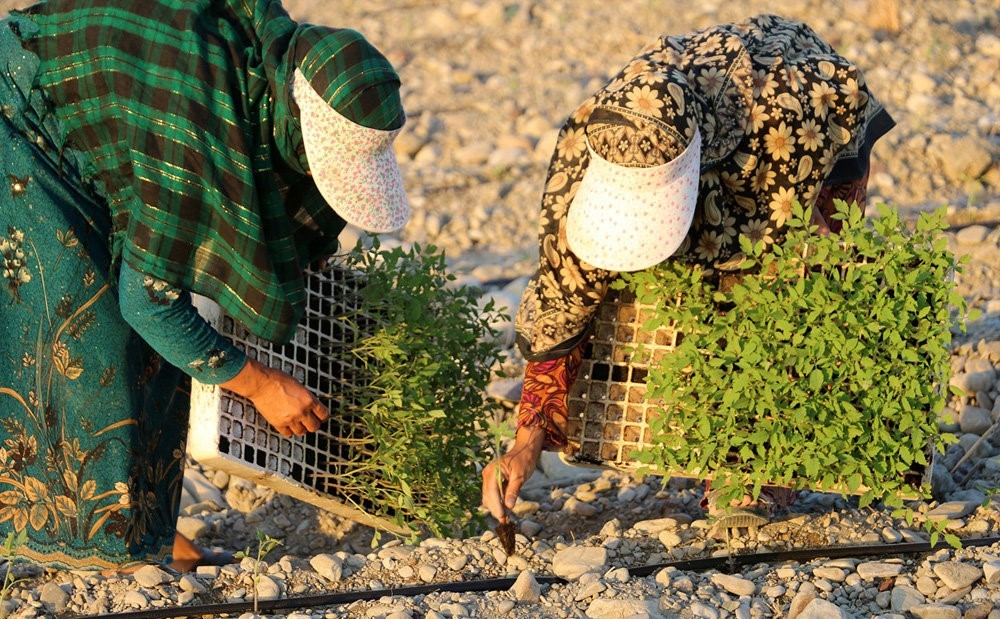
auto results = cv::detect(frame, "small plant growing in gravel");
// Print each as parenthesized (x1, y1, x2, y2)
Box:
(333, 240, 507, 539)
(620, 201, 970, 546)
(0, 531, 27, 618)
(234, 529, 282, 615)
(486, 411, 517, 554)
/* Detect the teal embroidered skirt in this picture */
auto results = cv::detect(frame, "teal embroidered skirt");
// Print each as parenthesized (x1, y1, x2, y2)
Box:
(0, 16, 188, 570)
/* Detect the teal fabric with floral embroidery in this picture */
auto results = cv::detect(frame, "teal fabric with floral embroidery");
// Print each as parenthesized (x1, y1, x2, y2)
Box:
(118, 262, 247, 385)
(1, 15, 189, 570)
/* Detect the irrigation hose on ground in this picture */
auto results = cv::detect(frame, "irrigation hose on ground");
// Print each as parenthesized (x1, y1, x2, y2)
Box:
(69, 536, 1000, 619)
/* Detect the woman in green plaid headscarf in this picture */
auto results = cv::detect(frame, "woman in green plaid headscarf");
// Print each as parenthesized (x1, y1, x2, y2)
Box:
(0, 0, 408, 571)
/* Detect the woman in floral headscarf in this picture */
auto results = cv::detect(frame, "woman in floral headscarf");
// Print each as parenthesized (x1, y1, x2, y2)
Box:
(482, 15, 893, 525)
(1, 0, 409, 571)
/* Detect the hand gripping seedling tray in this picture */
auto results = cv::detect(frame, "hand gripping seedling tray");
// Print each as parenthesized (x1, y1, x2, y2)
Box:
(562, 266, 937, 498)
(189, 265, 410, 535)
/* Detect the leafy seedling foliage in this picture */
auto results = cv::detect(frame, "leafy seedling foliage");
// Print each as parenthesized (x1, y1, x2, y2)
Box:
(234, 529, 283, 615)
(620, 201, 967, 545)
(334, 240, 507, 539)
(0, 531, 27, 618)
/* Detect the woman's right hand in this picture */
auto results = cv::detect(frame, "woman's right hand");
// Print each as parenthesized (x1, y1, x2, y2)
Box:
(481, 425, 547, 523)
(220, 358, 329, 437)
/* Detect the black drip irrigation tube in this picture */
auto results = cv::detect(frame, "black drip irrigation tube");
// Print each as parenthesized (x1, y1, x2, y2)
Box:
(71, 536, 1000, 619)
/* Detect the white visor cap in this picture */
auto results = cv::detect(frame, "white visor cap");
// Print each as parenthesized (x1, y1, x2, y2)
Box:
(566, 127, 701, 272)
(293, 67, 410, 234)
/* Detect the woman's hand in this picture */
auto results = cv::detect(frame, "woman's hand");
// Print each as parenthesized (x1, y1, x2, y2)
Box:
(221, 358, 329, 437)
(481, 425, 547, 523)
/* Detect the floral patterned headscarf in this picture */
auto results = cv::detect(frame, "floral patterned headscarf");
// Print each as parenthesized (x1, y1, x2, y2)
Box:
(515, 14, 894, 361)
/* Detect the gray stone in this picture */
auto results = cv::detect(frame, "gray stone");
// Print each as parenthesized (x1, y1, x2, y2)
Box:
(796, 598, 850, 619)
(857, 561, 905, 580)
(932, 561, 982, 590)
(658, 530, 682, 548)
(939, 585, 972, 603)
(179, 574, 206, 593)
(950, 371, 996, 395)
(690, 602, 720, 619)
(632, 518, 683, 535)
(711, 573, 756, 596)
(195, 565, 221, 579)
(916, 575, 938, 596)
(574, 580, 607, 601)
(959, 406, 994, 435)
(552, 547, 608, 581)
(926, 501, 979, 520)
(563, 497, 598, 516)
(931, 463, 958, 499)
(418, 564, 437, 583)
(654, 568, 672, 588)
(519, 519, 542, 537)
(983, 560, 1000, 584)
(175, 516, 208, 541)
(890, 585, 925, 612)
(122, 590, 150, 609)
(182, 468, 226, 507)
(39, 582, 69, 613)
(881, 527, 904, 543)
(813, 567, 847, 582)
(787, 589, 817, 619)
(930, 135, 995, 181)
(909, 603, 961, 619)
(254, 574, 281, 601)
(955, 225, 991, 245)
(133, 565, 173, 588)
(309, 553, 344, 583)
(486, 377, 523, 402)
(585, 598, 664, 619)
(510, 570, 540, 602)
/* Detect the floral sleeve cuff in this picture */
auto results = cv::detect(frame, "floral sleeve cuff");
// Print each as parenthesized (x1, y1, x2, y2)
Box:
(517, 341, 584, 451)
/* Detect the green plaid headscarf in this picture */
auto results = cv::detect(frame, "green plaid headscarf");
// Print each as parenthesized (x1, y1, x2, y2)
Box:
(19, 0, 403, 342)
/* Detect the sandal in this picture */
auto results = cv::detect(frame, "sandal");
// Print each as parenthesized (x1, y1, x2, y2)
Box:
(700, 484, 799, 539)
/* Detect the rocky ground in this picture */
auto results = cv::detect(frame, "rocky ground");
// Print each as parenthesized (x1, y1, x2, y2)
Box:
(1, 0, 999, 617)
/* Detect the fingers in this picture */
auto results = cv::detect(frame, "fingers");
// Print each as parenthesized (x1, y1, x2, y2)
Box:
(313, 400, 330, 423)
(481, 461, 509, 522)
(503, 471, 524, 512)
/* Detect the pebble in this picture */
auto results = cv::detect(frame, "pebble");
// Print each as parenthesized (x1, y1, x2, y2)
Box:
(813, 567, 847, 582)
(711, 573, 756, 596)
(122, 590, 150, 609)
(551, 547, 608, 581)
(133, 565, 173, 588)
(418, 564, 437, 583)
(932, 562, 983, 590)
(178, 574, 206, 594)
(510, 570, 541, 602)
(891, 586, 926, 612)
(788, 589, 817, 619)
(796, 598, 850, 619)
(255, 574, 282, 600)
(586, 598, 663, 619)
(38, 582, 69, 614)
(909, 603, 962, 619)
(310, 554, 344, 583)
(983, 560, 1000, 585)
